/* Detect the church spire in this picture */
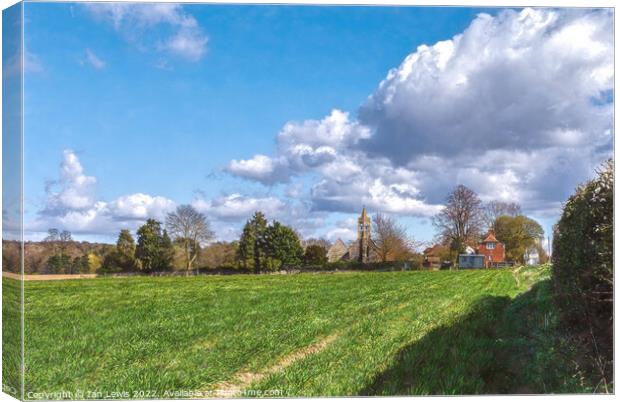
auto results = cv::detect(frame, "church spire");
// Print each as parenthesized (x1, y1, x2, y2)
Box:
(357, 206, 371, 263)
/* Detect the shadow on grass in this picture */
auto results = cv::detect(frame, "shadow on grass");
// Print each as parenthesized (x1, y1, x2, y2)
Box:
(360, 280, 593, 396)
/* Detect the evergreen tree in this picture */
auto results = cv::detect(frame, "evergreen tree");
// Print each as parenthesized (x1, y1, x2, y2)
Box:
(70, 255, 90, 274)
(117, 229, 136, 257)
(47, 254, 70, 274)
(237, 224, 254, 270)
(263, 221, 304, 269)
(237, 211, 267, 273)
(159, 230, 175, 271)
(135, 219, 173, 273)
(103, 229, 137, 272)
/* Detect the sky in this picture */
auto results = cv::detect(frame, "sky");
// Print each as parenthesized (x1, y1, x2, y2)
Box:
(16, 3, 613, 247)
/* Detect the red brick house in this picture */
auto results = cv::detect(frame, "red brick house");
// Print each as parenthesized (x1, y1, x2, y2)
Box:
(477, 230, 505, 267)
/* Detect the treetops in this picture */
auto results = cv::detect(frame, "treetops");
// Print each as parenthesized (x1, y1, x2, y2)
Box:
(237, 211, 304, 273)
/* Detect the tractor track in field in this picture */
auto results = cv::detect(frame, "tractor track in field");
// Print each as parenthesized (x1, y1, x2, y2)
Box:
(201, 290, 432, 398)
(198, 271, 499, 398)
(205, 332, 341, 398)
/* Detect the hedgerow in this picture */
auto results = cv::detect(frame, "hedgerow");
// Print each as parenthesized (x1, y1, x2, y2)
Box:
(552, 159, 613, 388)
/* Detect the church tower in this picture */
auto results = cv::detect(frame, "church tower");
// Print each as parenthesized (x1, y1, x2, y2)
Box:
(357, 207, 371, 263)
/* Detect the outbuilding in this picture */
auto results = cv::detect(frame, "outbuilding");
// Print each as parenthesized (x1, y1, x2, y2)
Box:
(458, 254, 485, 269)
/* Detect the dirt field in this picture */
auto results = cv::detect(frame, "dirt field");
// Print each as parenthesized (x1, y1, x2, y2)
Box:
(2, 272, 98, 281)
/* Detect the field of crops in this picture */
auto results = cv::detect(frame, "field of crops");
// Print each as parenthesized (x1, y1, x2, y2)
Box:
(3, 266, 592, 399)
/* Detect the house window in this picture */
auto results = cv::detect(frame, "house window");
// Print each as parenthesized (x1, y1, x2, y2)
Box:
(487, 242, 495, 250)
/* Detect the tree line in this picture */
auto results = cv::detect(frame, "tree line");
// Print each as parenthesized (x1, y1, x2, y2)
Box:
(34, 206, 337, 275)
(101, 205, 216, 274)
(27, 185, 547, 275)
(37, 205, 216, 275)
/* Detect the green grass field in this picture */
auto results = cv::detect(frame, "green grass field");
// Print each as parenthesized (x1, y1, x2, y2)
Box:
(4, 266, 595, 399)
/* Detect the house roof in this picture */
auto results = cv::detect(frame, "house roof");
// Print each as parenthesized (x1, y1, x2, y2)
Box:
(333, 238, 346, 248)
(424, 244, 447, 256)
(482, 231, 499, 243)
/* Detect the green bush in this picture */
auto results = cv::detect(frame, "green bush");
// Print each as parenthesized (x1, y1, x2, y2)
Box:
(552, 160, 612, 384)
(303, 245, 328, 266)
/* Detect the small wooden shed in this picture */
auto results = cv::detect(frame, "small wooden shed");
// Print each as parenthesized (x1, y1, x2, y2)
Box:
(458, 254, 485, 269)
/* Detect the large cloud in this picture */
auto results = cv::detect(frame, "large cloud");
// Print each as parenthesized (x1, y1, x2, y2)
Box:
(225, 8, 613, 219)
(226, 110, 442, 216)
(226, 110, 370, 185)
(359, 8, 612, 163)
(43, 150, 98, 214)
(31, 150, 177, 236)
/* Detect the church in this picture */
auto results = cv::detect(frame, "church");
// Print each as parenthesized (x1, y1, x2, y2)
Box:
(327, 208, 376, 263)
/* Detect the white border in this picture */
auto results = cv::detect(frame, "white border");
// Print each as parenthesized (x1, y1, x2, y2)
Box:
(0, 1, 616, 402)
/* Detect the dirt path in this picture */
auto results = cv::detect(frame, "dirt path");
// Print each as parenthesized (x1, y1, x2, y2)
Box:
(206, 332, 340, 398)
(203, 299, 417, 398)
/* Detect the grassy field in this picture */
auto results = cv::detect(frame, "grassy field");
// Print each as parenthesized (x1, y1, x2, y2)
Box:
(3, 265, 596, 398)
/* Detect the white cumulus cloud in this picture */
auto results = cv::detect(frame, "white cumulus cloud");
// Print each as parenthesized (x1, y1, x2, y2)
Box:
(44, 150, 97, 214)
(226, 155, 290, 185)
(359, 8, 612, 162)
(33, 151, 176, 236)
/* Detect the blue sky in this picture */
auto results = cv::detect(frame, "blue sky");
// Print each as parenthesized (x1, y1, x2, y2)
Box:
(19, 4, 613, 247)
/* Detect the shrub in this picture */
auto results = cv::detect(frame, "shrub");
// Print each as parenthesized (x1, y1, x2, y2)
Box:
(303, 245, 328, 266)
(552, 159, 612, 385)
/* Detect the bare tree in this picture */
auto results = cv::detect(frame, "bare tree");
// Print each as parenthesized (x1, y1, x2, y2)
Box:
(483, 200, 522, 230)
(44, 228, 60, 242)
(59, 230, 72, 243)
(372, 212, 415, 262)
(166, 205, 214, 275)
(44, 228, 72, 255)
(432, 185, 484, 253)
(301, 237, 332, 250)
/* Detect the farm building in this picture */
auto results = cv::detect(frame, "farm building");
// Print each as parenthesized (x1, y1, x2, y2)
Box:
(458, 254, 485, 269)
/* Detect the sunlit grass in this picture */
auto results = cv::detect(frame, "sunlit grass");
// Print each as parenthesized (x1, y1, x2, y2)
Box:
(14, 266, 591, 398)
